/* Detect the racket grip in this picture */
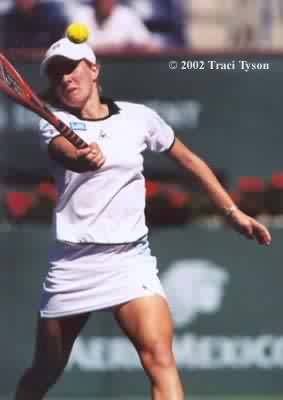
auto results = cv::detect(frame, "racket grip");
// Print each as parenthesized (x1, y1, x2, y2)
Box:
(57, 122, 88, 149)
(64, 130, 88, 149)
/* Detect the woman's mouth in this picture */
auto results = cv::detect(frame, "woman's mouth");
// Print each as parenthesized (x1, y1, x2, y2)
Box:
(66, 87, 78, 94)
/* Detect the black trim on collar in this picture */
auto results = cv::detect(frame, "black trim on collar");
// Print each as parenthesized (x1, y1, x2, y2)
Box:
(68, 97, 120, 121)
(42, 90, 121, 121)
(104, 97, 120, 115)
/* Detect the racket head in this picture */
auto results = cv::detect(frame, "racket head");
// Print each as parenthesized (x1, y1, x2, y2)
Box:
(0, 53, 36, 108)
(0, 53, 87, 149)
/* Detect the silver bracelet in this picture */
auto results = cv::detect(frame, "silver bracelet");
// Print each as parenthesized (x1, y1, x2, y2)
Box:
(224, 205, 238, 217)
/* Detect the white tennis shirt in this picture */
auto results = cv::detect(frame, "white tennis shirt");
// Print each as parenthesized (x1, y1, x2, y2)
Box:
(39, 100, 175, 244)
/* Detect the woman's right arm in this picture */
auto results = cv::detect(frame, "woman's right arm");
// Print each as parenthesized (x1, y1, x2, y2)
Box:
(48, 136, 105, 172)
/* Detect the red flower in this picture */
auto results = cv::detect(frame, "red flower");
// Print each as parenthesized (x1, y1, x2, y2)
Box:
(167, 190, 190, 208)
(36, 182, 58, 202)
(5, 191, 34, 218)
(145, 180, 162, 198)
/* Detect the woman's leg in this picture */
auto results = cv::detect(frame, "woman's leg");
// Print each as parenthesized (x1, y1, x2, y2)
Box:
(113, 295, 184, 400)
(14, 312, 90, 400)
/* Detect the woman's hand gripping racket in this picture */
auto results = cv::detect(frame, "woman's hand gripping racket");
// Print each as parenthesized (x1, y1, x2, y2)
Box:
(0, 53, 88, 149)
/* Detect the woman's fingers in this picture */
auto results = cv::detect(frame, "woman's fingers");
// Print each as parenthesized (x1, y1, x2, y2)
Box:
(252, 220, 272, 246)
(77, 142, 105, 170)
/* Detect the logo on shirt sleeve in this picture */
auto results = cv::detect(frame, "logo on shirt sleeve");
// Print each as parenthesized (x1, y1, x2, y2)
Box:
(70, 122, 87, 131)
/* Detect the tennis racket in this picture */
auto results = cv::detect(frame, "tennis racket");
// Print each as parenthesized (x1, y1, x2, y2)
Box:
(0, 53, 88, 149)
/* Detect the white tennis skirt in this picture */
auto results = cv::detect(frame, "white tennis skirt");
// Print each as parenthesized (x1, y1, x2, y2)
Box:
(39, 236, 166, 318)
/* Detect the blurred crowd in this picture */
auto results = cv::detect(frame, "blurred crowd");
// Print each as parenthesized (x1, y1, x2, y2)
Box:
(0, 0, 283, 52)
(0, 0, 187, 51)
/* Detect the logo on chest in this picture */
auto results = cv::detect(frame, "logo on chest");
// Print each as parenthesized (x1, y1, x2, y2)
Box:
(98, 129, 108, 138)
(70, 122, 87, 131)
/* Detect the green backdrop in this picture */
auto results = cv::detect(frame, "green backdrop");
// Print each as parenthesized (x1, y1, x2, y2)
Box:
(0, 54, 282, 183)
(0, 54, 282, 398)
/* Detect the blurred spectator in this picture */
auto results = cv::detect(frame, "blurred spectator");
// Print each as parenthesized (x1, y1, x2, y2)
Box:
(124, 0, 188, 48)
(65, 0, 159, 51)
(0, 0, 12, 15)
(228, 0, 274, 48)
(1, 0, 68, 50)
(64, 0, 95, 28)
(257, 0, 274, 47)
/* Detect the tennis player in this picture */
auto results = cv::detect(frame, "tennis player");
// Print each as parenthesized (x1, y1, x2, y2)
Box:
(14, 38, 272, 400)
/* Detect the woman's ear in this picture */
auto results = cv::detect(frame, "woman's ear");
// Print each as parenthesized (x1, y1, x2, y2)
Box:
(91, 63, 101, 81)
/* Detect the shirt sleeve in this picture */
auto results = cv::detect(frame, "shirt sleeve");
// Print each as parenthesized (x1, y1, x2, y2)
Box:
(39, 118, 60, 152)
(144, 106, 175, 152)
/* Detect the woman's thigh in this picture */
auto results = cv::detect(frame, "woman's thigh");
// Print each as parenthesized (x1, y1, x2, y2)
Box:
(32, 312, 91, 368)
(112, 296, 174, 351)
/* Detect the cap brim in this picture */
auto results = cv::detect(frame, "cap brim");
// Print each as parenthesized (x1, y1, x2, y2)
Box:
(40, 53, 82, 76)
(40, 38, 96, 76)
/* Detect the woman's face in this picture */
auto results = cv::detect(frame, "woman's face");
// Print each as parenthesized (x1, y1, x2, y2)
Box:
(95, 0, 116, 19)
(47, 58, 98, 109)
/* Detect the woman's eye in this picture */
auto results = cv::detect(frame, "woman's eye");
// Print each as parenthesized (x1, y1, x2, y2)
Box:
(49, 72, 64, 83)
(47, 62, 78, 81)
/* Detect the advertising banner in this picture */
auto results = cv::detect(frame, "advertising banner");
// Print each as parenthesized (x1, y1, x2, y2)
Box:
(0, 225, 282, 397)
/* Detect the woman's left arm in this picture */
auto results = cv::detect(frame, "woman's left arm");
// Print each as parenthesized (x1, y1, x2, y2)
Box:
(167, 137, 272, 246)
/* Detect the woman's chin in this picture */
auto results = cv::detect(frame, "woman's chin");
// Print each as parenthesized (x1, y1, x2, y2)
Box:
(63, 98, 83, 110)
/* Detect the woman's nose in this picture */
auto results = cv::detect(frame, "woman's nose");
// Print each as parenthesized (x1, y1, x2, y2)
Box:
(62, 72, 73, 85)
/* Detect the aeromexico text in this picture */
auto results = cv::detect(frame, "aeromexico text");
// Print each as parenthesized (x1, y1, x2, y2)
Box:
(67, 334, 283, 371)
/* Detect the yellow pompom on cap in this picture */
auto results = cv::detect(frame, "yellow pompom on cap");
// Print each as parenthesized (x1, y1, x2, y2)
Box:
(66, 23, 90, 44)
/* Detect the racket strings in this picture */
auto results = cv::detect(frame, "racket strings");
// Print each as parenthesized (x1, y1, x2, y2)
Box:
(0, 63, 24, 96)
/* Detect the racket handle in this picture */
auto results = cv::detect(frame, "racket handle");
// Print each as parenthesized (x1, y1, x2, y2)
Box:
(57, 121, 88, 149)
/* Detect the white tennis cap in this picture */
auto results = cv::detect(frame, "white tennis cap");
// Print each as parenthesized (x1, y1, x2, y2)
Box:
(40, 38, 96, 76)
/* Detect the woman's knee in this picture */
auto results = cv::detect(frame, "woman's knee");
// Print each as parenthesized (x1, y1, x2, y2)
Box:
(18, 363, 64, 394)
(140, 341, 176, 370)
(35, 358, 65, 380)
(28, 360, 66, 390)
